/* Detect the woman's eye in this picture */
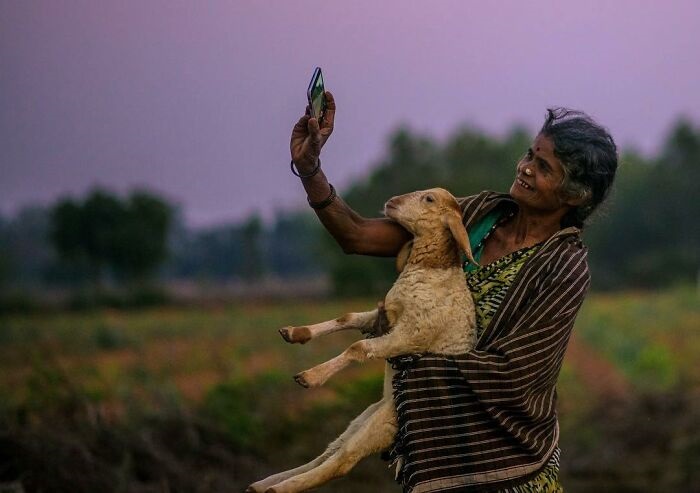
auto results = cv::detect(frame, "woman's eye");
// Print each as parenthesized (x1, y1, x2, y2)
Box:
(526, 149, 534, 160)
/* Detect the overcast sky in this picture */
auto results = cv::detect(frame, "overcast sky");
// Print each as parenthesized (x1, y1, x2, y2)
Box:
(2, 1, 699, 226)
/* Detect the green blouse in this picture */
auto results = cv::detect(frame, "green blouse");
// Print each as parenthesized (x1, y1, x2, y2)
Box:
(466, 244, 540, 339)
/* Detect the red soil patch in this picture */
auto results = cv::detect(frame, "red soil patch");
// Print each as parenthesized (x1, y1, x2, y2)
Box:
(173, 369, 225, 402)
(241, 351, 282, 377)
(565, 333, 631, 401)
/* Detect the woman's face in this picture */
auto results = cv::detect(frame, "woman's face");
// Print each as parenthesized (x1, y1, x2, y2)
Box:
(509, 133, 575, 215)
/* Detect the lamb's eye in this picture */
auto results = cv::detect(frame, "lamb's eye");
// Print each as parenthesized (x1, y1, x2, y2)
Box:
(425, 195, 434, 203)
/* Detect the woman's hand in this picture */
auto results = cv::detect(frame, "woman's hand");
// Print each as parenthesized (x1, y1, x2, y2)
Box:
(290, 91, 336, 172)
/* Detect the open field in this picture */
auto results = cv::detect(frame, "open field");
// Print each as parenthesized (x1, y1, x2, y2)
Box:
(1, 287, 698, 492)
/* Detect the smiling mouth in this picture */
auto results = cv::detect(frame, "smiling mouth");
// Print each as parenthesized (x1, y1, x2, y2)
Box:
(517, 178, 534, 191)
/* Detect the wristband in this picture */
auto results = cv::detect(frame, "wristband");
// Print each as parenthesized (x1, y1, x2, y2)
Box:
(308, 183, 337, 210)
(290, 158, 321, 178)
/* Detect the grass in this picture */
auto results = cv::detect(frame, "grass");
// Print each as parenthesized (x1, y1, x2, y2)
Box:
(574, 285, 699, 391)
(0, 286, 698, 492)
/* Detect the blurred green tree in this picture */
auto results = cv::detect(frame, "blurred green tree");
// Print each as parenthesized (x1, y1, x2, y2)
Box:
(584, 119, 700, 288)
(49, 188, 173, 286)
(240, 214, 265, 281)
(111, 191, 173, 282)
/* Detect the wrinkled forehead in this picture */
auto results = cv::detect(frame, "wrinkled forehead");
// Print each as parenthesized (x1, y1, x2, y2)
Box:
(532, 133, 565, 170)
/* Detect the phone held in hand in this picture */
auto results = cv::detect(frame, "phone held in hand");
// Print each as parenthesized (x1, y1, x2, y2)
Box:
(307, 67, 325, 122)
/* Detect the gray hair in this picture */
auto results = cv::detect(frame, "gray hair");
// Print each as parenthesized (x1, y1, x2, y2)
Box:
(539, 108, 618, 228)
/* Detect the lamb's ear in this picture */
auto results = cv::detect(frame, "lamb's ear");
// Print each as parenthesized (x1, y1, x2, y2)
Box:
(396, 240, 413, 273)
(443, 212, 477, 266)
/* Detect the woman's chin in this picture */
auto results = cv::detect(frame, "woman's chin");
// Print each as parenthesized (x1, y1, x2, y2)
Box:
(509, 183, 527, 202)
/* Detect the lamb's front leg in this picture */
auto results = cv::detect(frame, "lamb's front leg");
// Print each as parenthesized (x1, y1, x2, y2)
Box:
(294, 329, 409, 388)
(279, 307, 379, 344)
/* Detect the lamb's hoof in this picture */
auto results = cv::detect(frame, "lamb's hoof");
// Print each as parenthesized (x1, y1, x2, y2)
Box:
(278, 327, 293, 343)
(279, 326, 311, 344)
(294, 372, 310, 388)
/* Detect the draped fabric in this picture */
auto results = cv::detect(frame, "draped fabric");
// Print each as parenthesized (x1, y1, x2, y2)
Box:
(388, 191, 590, 492)
(466, 243, 541, 339)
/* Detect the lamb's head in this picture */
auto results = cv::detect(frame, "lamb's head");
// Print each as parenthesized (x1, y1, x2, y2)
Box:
(384, 188, 476, 266)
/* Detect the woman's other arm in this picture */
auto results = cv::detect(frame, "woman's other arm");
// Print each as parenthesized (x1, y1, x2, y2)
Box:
(413, 240, 591, 405)
(291, 91, 411, 256)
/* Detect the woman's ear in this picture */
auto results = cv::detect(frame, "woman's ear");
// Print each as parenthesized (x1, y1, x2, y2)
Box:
(561, 188, 591, 207)
(443, 212, 477, 266)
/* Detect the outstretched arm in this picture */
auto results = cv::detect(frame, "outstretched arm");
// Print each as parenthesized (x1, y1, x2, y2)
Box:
(290, 91, 411, 256)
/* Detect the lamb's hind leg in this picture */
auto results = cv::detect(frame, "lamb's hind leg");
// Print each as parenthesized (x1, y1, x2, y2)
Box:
(266, 399, 397, 493)
(279, 307, 378, 344)
(246, 399, 384, 493)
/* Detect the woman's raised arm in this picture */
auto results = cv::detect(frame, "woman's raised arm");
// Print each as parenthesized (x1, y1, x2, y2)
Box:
(290, 91, 412, 256)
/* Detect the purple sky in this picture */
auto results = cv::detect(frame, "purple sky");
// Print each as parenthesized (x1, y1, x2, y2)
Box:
(2, 1, 699, 227)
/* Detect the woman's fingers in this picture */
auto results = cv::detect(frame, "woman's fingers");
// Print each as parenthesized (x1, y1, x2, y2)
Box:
(293, 114, 310, 133)
(291, 114, 310, 143)
(322, 91, 335, 130)
(307, 117, 322, 156)
(290, 114, 311, 160)
(291, 91, 334, 165)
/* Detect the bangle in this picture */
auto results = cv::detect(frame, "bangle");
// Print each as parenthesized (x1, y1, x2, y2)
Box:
(290, 158, 321, 178)
(308, 183, 337, 210)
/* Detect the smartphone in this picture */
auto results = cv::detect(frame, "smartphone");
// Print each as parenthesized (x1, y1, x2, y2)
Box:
(307, 67, 325, 122)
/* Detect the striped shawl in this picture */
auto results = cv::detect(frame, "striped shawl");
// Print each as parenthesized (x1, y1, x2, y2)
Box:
(389, 191, 591, 492)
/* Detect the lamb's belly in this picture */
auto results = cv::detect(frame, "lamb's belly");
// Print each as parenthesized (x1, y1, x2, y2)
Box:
(385, 280, 476, 354)
(424, 308, 475, 354)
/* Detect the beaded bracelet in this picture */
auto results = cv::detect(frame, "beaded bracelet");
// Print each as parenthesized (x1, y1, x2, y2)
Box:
(308, 183, 337, 210)
(290, 158, 321, 179)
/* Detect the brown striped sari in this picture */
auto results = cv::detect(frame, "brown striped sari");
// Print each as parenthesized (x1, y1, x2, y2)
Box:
(388, 191, 591, 492)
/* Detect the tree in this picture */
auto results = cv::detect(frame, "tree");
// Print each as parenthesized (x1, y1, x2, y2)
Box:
(584, 118, 700, 288)
(266, 210, 324, 279)
(81, 190, 126, 285)
(49, 188, 173, 286)
(240, 215, 264, 281)
(111, 191, 173, 282)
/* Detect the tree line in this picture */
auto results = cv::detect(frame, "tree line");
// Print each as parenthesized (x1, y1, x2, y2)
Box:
(324, 118, 699, 294)
(0, 117, 697, 297)
(0, 192, 322, 292)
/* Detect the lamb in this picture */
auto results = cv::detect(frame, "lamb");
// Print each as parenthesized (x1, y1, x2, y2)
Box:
(247, 188, 478, 493)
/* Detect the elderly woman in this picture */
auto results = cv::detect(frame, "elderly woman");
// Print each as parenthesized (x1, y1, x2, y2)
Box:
(289, 92, 617, 492)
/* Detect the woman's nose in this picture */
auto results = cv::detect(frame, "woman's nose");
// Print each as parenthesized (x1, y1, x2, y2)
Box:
(523, 167, 534, 177)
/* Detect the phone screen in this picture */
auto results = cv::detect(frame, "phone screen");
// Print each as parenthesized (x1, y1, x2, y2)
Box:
(307, 67, 325, 121)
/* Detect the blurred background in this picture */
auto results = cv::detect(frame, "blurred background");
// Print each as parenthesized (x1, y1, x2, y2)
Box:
(1, 1, 699, 492)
